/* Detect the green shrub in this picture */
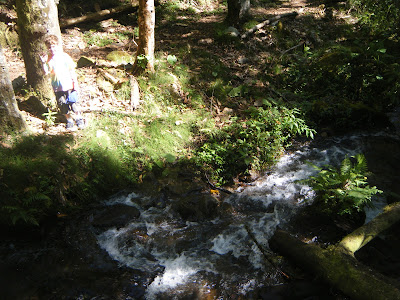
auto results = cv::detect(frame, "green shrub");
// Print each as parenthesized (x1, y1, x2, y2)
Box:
(348, 0, 400, 35)
(195, 100, 316, 184)
(280, 40, 400, 131)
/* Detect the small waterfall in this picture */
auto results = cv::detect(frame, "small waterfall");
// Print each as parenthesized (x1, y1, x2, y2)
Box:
(97, 132, 397, 298)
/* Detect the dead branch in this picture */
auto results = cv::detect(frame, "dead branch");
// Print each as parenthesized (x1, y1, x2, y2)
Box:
(338, 202, 400, 255)
(280, 41, 305, 56)
(59, 4, 138, 28)
(241, 11, 298, 39)
(97, 68, 120, 85)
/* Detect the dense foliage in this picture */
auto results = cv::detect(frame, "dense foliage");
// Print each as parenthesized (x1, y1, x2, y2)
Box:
(348, 0, 400, 36)
(195, 101, 315, 184)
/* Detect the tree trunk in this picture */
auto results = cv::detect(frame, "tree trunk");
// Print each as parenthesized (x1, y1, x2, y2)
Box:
(270, 202, 400, 300)
(0, 45, 27, 133)
(226, 0, 250, 26)
(16, 0, 61, 108)
(132, 0, 155, 74)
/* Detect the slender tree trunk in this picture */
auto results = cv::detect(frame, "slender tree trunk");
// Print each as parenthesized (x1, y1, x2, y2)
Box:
(16, 0, 61, 108)
(226, 0, 250, 26)
(133, 0, 155, 74)
(0, 45, 27, 133)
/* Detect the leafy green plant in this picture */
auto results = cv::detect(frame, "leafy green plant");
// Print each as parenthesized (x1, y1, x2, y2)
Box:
(195, 101, 316, 184)
(303, 154, 382, 215)
(2, 189, 52, 226)
(348, 0, 400, 35)
(42, 109, 57, 127)
(136, 54, 150, 69)
(167, 54, 178, 65)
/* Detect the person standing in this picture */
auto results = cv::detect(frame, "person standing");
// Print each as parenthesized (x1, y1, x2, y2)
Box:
(42, 35, 85, 129)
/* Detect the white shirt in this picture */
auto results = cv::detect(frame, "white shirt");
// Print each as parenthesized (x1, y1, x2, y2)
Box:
(46, 52, 76, 92)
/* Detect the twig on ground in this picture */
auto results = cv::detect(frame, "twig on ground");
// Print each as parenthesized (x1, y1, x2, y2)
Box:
(241, 11, 298, 39)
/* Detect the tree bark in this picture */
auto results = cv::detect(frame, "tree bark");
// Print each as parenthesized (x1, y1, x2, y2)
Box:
(132, 0, 155, 74)
(270, 229, 400, 300)
(0, 45, 27, 133)
(226, 0, 250, 26)
(16, 0, 61, 108)
(270, 202, 400, 300)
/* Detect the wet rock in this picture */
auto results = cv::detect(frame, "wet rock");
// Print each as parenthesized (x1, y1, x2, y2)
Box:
(91, 204, 140, 228)
(387, 105, 400, 135)
(257, 279, 340, 299)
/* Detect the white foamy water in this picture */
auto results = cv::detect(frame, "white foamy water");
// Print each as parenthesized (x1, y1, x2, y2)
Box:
(145, 254, 215, 299)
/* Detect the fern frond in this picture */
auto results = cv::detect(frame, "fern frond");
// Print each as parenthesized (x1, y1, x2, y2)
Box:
(354, 153, 368, 174)
(304, 153, 383, 215)
(24, 192, 52, 206)
(340, 156, 352, 175)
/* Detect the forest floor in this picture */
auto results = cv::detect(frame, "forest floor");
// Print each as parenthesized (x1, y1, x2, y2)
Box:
(2, 0, 354, 135)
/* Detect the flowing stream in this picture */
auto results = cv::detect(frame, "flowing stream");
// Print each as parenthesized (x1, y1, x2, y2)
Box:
(1, 130, 399, 299)
(95, 131, 400, 299)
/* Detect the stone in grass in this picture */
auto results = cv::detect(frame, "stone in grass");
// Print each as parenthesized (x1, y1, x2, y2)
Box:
(106, 50, 133, 64)
(77, 56, 95, 68)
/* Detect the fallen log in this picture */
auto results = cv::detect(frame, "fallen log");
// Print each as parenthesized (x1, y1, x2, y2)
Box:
(338, 202, 400, 255)
(270, 230, 400, 300)
(241, 12, 298, 39)
(59, 3, 138, 28)
(270, 202, 400, 300)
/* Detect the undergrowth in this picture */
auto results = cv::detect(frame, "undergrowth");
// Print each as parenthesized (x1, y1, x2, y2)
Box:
(1, 0, 399, 226)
